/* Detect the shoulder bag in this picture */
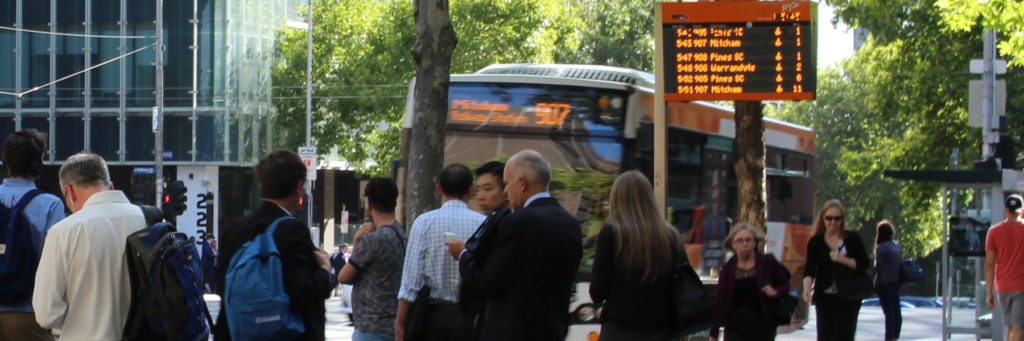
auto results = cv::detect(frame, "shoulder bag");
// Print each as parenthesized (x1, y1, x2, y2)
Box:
(670, 243, 714, 337)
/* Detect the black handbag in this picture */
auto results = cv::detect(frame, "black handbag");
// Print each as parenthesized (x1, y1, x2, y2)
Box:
(833, 265, 873, 302)
(403, 286, 432, 341)
(670, 246, 714, 337)
(769, 293, 798, 326)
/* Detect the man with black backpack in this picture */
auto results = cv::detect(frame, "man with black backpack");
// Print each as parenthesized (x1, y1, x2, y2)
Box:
(215, 149, 332, 341)
(33, 153, 145, 340)
(0, 129, 65, 341)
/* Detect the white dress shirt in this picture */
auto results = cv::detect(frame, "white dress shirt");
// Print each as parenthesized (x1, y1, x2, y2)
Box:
(33, 191, 146, 341)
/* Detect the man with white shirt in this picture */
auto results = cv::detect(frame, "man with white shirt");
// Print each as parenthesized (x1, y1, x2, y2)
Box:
(395, 164, 485, 341)
(33, 153, 146, 341)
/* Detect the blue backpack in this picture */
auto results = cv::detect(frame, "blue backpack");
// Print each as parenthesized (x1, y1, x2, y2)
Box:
(224, 217, 305, 341)
(123, 222, 213, 341)
(0, 189, 43, 305)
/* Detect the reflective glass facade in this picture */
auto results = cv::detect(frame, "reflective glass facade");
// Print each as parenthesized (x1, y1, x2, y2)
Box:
(0, 0, 292, 165)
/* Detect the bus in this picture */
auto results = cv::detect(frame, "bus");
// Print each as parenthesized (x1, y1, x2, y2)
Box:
(402, 63, 817, 338)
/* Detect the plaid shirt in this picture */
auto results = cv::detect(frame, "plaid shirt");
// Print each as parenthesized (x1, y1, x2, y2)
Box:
(398, 200, 485, 303)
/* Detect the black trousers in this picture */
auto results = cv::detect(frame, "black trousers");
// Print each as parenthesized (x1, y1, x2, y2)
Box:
(876, 282, 902, 340)
(422, 303, 472, 341)
(814, 294, 861, 341)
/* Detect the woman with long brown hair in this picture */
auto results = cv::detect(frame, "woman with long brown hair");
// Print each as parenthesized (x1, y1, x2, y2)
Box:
(711, 223, 791, 340)
(590, 171, 681, 340)
(874, 220, 903, 341)
(802, 199, 870, 341)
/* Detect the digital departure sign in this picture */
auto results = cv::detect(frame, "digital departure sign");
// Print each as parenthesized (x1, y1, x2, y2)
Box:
(659, 1, 816, 101)
(449, 99, 573, 127)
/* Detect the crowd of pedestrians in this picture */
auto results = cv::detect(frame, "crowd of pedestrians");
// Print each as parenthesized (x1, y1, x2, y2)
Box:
(4, 126, 1023, 341)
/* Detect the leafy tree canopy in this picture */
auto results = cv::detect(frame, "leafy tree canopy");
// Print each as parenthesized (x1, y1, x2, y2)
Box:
(771, 0, 1024, 257)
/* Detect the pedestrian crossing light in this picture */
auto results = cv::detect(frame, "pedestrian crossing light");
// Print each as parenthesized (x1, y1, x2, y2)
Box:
(161, 180, 188, 217)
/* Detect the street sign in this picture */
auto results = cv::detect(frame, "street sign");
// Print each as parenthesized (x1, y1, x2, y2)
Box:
(152, 107, 159, 133)
(968, 79, 1006, 127)
(298, 146, 317, 181)
(132, 167, 156, 175)
(658, 1, 817, 101)
(970, 59, 1007, 74)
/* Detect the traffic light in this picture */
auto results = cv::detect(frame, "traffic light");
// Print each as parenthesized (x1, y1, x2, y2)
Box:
(161, 180, 188, 218)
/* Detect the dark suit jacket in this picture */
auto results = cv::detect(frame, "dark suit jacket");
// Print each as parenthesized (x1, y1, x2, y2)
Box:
(459, 197, 583, 341)
(214, 201, 332, 341)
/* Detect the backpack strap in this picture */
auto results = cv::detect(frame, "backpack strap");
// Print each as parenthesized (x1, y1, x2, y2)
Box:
(13, 189, 43, 212)
(265, 216, 295, 239)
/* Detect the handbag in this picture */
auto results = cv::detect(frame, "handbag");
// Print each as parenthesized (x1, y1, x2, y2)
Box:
(403, 286, 432, 341)
(833, 265, 873, 302)
(769, 293, 798, 326)
(670, 245, 714, 337)
(898, 259, 924, 284)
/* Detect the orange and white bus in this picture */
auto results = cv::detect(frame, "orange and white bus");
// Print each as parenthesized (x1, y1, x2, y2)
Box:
(403, 63, 816, 338)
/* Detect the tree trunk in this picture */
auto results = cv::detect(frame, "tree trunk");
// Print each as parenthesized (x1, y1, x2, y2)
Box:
(404, 0, 457, 227)
(733, 101, 767, 230)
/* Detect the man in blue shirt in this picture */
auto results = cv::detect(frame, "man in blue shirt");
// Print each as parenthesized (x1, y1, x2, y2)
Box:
(0, 129, 66, 340)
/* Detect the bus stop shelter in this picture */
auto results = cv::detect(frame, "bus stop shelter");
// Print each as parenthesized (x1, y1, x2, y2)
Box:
(885, 169, 1024, 341)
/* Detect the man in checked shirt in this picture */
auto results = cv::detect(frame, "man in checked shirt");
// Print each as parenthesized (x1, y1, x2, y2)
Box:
(395, 164, 485, 341)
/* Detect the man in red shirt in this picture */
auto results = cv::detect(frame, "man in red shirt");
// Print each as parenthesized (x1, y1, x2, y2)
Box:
(986, 194, 1024, 341)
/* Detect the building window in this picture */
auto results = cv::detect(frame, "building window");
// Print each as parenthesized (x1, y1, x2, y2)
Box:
(55, 114, 85, 159)
(126, 113, 155, 161)
(196, 111, 225, 161)
(21, 1, 50, 108)
(89, 113, 119, 161)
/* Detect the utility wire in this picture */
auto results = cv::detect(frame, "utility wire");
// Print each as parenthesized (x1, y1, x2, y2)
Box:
(0, 44, 155, 98)
(0, 25, 153, 39)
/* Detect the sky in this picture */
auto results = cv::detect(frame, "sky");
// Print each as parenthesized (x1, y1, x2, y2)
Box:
(817, 2, 856, 70)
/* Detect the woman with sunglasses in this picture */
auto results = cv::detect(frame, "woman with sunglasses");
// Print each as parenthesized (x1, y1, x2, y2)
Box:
(711, 223, 791, 341)
(802, 199, 870, 341)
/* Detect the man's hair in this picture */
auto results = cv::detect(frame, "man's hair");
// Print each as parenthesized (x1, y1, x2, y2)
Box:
(439, 163, 473, 197)
(474, 161, 505, 188)
(364, 177, 398, 214)
(510, 150, 551, 186)
(4, 129, 47, 177)
(255, 149, 306, 199)
(59, 153, 111, 189)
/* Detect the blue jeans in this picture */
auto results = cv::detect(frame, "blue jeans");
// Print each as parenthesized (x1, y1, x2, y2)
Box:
(353, 329, 394, 341)
(877, 282, 902, 340)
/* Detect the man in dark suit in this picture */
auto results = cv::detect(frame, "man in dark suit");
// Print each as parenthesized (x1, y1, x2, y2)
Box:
(214, 149, 333, 341)
(456, 150, 583, 341)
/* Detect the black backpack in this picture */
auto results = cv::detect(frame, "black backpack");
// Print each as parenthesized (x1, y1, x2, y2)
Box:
(0, 189, 43, 305)
(123, 221, 214, 341)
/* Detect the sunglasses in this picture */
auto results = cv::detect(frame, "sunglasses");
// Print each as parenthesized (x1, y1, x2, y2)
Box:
(824, 215, 843, 222)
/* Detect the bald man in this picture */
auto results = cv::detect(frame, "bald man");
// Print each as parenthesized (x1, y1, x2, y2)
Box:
(455, 150, 582, 341)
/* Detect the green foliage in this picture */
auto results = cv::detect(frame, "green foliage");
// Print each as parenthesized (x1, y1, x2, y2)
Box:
(935, 0, 1024, 66)
(272, 0, 588, 176)
(769, 0, 1024, 257)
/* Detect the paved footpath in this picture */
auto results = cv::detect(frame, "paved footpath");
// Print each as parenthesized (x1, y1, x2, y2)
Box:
(206, 296, 981, 341)
(782, 305, 976, 341)
(205, 294, 355, 340)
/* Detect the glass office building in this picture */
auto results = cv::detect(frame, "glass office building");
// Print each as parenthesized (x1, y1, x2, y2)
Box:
(0, 0, 298, 236)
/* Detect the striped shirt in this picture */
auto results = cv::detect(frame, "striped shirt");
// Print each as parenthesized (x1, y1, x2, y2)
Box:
(398, 200, 485, 303)
(0, 178, 65, 312)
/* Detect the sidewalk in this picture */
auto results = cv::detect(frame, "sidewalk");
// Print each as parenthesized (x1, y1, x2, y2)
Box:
(781, 306, 975, 340)
(204, 294, 355, 340)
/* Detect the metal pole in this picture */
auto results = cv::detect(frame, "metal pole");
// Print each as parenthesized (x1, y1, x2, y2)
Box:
(305, 1, 313, 148)
(981, 30, 996, 160)
(155, 0, 165, 205)
(305, 1, 315, 226)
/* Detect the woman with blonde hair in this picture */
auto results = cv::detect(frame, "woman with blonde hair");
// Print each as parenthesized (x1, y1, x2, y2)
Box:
(802, 199, 870, 341)
(590, 171, 681, 340)
(711, 223, 791, 340)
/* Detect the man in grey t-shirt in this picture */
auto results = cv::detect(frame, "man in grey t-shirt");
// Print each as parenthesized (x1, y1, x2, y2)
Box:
(339, 178, 406, 341)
